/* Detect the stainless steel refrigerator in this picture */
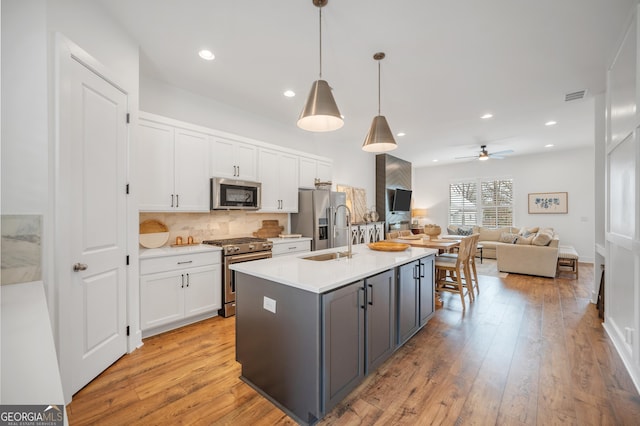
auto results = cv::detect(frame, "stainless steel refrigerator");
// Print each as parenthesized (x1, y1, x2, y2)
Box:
(291, 190, 348, 251)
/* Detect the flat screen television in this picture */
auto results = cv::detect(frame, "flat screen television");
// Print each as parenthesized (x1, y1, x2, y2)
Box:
(392, 188, 412, 212)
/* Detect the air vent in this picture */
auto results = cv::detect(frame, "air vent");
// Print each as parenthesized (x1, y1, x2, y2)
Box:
(565, 90, 587, 102)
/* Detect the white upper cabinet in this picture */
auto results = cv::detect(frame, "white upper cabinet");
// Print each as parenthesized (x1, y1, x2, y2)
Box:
(259, 148, 299, 212)
(299, 156, 333, 189)
(210, 136, 258, 181)
(138, 116, 209, 212)
(174, 129, 210, 211)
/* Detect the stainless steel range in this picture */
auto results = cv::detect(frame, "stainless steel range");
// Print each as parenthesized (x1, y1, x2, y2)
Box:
(202, 237, 273, 317)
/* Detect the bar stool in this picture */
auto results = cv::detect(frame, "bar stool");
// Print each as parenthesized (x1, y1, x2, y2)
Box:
(435, 235, 474, 310)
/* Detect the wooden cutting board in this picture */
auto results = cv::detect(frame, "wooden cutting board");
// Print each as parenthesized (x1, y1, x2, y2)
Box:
(253, 220, 284, 238)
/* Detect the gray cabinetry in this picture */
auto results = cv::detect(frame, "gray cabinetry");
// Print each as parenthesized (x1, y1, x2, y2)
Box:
(365, 269, 396, 372)
(322, 269, 396, 413)
(398, 255, 434, 345)
(397, 261, 420, 345)
(419, 256, 435, 326)
(322, 280, 365, 412)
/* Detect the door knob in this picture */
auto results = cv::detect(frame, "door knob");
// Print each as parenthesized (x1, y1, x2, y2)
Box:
(73, 263, 88, 272)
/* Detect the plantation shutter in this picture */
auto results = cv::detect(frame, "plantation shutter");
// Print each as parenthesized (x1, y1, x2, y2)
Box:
(481, 179, 513, 227)
(449, 182, 477, 226)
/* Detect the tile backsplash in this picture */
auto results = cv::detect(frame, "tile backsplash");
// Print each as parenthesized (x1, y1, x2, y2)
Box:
(139, 211, 289, 246)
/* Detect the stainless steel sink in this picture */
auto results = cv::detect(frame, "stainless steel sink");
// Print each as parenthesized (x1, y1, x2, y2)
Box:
(302, 251, 353, 261)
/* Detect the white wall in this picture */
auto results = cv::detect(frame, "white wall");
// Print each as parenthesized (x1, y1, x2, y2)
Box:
(413, 146, 596, 262)
(1, 0, 48, 214)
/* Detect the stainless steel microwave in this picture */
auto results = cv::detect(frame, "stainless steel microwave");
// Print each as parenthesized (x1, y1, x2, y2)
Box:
(211, 177, 261, 210)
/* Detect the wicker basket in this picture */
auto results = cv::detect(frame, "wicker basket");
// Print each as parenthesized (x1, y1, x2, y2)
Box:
(423, 224, 441, 238)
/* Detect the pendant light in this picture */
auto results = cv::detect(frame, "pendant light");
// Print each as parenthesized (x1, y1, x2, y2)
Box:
(297, 0, 344, 132)
(362, 52, 397, 152)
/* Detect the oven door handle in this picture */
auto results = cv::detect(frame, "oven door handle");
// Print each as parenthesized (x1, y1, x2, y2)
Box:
(227, 251, 272, 263)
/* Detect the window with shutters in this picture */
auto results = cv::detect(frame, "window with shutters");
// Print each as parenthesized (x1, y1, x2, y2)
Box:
(449, 178, 513, 227)
(449, 181, 477, 226)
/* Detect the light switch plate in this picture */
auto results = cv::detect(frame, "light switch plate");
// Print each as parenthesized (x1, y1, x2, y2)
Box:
(263, 296, 276, 314)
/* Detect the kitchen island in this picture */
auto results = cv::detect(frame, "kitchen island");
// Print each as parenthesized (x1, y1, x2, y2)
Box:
(230, 244, 437, 425)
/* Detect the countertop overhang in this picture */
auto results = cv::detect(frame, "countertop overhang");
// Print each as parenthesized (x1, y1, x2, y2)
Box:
(230, 244, 437, 293)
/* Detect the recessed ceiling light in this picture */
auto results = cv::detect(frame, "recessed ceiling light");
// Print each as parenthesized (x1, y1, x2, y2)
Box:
(481, 113, 493, 119)
(397, 132, 406, 137)
(545, 120, 557, 126)
(432, 159, 439, 162)
(198, 49, 215, 61)
(545, 144, 554, 148)
(283, 90, 295, 98)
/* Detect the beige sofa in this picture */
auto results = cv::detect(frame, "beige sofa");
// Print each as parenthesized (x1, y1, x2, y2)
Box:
(445, 225, 559, 278)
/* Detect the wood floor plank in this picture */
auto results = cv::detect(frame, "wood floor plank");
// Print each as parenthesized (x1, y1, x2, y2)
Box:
(66, 264, 640, 425)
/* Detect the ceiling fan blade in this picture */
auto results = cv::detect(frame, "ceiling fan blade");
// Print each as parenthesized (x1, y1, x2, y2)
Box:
(490, 149, 514, 156)
(488, 155, 505, 159)
(455, 155, 479, 159)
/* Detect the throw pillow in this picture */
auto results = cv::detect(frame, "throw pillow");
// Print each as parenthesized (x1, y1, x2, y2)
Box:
(457, 227, 473, 236)
(532, 231, 553, 246)
(518, 226, 539, 236)
(516, 235, 534, 245)
(499, 232, 519, 244)
(447, 225, 459, 235)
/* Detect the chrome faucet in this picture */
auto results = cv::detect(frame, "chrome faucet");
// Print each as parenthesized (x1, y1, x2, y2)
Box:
(334, 204, 352, 258)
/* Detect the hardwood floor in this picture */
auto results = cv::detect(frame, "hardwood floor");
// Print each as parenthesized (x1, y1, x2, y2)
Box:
(67, 263, 640, 425)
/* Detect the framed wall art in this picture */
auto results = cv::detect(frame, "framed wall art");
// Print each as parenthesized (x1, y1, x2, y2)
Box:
(528, 192, 568, 214)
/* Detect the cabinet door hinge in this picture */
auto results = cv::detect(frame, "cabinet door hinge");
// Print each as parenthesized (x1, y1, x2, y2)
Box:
(126, 325, 130, 336)
(126, 255, 130, 265)
(126, 183, 130, 194)
(126, 113, 130, 124)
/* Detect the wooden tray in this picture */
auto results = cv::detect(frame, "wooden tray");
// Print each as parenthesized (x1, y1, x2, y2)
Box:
(140, 219, 168, 234)
(367, 242, 410, 252)
(253, 220, 284, 238)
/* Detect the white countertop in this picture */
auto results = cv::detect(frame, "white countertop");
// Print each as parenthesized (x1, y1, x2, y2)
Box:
(139, 244, 222, 259)
(268, 236, 312, 245)
(230, 244, 437, 293)
(1, 281, 66, 409)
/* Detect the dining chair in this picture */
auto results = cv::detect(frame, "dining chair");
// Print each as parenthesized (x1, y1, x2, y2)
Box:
(399, 229, 412, 237)
(434, 234, 474, 310)
(386, 231, 399, 239)
(439, 233, 480, 297)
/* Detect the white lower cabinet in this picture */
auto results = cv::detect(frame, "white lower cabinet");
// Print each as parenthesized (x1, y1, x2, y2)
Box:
(270, 239, 311, 257)
(140, 250, 221, 336)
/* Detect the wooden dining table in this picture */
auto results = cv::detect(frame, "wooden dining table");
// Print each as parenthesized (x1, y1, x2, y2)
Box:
(389, 235, 460, 254)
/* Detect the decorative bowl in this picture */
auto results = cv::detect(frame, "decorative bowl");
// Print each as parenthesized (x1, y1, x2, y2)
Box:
(424, 225, 441, 238)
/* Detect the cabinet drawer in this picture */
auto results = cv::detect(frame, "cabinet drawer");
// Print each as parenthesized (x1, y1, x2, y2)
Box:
(140, 251, 220, 275)
(272, 240, 311, 257)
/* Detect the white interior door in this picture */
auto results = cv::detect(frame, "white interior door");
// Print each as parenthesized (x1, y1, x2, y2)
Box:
(64, 54, 128, 395)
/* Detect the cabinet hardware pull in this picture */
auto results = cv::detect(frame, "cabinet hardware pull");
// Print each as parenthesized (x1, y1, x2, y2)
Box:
(420, 262, 425, 278)
(358, 287, 365, 309)
(367, 284, 373, 306)
(233, 165, 237, 176)
(171, 194, 174, 207)
(186, 273, 190, 287)
(237, 166, 240, 176)
(181, 274, 185, 288)
(413, 264, 419, 280)
(177, 260, 193, 264)
(176, 194, 179, 208)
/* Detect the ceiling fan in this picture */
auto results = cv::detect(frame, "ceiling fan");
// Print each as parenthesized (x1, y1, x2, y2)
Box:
(455, 145, 514, 161)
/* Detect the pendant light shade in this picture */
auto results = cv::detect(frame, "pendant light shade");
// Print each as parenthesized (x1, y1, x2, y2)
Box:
(298, 0, 343, 132)
(362, 115, 397, 152)
(362, 52, 397, 152)
(297, 80, 343, 131)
